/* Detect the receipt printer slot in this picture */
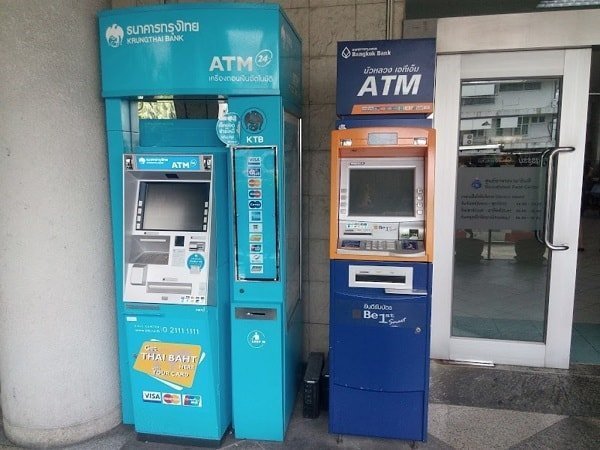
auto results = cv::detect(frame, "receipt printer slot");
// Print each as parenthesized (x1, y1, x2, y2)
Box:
(348, 265, 414, 291)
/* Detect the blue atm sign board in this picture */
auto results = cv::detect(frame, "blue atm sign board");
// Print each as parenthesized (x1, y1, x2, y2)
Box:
(336, 39, 435, 117)
(98, 4, 301, 100)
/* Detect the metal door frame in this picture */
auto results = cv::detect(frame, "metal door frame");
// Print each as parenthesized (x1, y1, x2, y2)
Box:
(431, 47, 591, 368)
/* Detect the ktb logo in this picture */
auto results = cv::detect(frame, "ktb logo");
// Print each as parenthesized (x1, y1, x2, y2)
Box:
(105, 24, 124, 48)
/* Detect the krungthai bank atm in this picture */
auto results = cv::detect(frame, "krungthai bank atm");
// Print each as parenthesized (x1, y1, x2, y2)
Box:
(98, 2, 302, 444)
(120, 148, 231, 442)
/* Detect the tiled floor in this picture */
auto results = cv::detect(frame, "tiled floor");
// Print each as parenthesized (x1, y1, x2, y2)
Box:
(572, 214, 600, 364)
(2, 361, 598, 449)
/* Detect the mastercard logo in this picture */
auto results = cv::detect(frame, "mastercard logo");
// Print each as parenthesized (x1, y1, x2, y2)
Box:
(248, 179, 261, 188)
(162, 393, 181, 405)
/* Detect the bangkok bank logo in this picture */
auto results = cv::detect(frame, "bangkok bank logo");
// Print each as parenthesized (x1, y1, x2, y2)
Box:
(105, 24, 124, 48)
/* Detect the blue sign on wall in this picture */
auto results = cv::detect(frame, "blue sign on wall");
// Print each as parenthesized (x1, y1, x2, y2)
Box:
(98, 3, 301, 102)
(336, 39, 435, 117)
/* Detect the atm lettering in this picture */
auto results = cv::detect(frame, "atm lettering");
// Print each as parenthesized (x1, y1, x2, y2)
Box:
(172, 162, 190, 169)
(209, 56, 253, 72)
(357, 74, 421, 97)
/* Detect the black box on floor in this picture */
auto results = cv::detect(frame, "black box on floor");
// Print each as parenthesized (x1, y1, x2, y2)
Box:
(320, 355, 329, 411)
(303, 352, 324, 418)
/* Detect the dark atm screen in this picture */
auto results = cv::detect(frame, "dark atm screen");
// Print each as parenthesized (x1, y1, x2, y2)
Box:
(348, 168, 415, 217)
(141, 182, 209, 231)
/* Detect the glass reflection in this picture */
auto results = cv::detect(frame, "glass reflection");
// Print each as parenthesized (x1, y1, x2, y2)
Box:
(452, 78, 561, 342)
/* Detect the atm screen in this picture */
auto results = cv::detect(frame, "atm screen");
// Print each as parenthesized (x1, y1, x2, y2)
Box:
(140, 182, 209, 231)
(348, 168, 415, 217)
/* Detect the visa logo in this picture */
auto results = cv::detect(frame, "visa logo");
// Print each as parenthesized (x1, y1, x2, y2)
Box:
(247, 157, 262, 166)
(142, 391, 161, 403)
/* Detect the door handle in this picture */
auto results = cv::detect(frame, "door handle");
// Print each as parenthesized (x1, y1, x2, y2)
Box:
(542, 146, 575, 251)
(535, 148, 555, 246)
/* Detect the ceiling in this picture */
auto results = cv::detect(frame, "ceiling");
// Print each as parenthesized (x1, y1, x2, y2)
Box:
(405, 0, 600, 93)
(405, 0, 600, 19)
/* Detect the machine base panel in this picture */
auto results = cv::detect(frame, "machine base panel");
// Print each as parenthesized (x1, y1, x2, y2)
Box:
(137, 432, 226, 448)
(329, 385, 427, 441)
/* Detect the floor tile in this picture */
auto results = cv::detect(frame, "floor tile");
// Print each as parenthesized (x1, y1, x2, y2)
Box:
(510, 416, 600, 449)
(428, 404, 565, 450)
(429, 362, 600, 417)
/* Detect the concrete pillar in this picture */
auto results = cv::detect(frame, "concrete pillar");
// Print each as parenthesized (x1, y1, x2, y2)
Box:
(0, 0, 121, 447)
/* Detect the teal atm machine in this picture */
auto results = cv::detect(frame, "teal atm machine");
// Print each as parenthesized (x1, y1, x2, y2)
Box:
(98, 2, 302, 445)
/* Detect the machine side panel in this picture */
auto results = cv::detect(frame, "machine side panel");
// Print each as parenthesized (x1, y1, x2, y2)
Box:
(230, 303, 284, 440)
(282, 111, 303, 431)
(105, 99, 134, 424)
(283, 112, 302, 321)
(279, 12, 302, 114)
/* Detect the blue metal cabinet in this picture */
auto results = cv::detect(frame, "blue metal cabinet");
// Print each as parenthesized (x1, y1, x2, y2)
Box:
(329, 260, 432, 441)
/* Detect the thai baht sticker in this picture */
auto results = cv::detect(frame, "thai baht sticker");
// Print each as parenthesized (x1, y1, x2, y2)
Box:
(134, 341, 205, 390)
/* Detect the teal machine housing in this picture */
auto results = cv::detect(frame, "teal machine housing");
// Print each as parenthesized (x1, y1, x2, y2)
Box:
(98, 2, 303, 443)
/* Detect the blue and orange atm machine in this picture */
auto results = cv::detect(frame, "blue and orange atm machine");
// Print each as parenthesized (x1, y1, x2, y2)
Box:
(329, 39, 436, 441)
(98, 2, 302, 444)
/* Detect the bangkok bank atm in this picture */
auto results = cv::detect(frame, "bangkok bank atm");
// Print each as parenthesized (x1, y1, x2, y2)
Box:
(98, 2, 302, 444)
(329, 127, 435, 441)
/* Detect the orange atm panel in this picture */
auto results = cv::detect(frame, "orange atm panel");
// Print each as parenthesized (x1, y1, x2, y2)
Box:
(329, 127, 435, 263)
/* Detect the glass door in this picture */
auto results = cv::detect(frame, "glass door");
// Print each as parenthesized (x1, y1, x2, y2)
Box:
(432, 50, 591, 368)
(453, 78, 561, 344)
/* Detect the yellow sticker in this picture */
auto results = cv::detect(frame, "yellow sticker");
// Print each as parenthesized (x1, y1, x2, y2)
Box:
(133, 341, 204, 389)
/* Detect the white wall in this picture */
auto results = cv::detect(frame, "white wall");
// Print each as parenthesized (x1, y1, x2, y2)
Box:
(0, 0, 121, 446)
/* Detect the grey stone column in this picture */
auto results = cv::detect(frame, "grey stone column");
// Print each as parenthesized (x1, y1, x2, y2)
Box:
(0, 0, 121, 446)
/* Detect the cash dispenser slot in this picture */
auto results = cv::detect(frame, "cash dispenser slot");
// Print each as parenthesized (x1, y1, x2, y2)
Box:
(129, 236, 170, 265)
(146, 282, 192, 295)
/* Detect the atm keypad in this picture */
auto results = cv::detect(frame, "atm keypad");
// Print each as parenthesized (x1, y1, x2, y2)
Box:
(365, 240, 397, 251)
(341, 239, 421, 253)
